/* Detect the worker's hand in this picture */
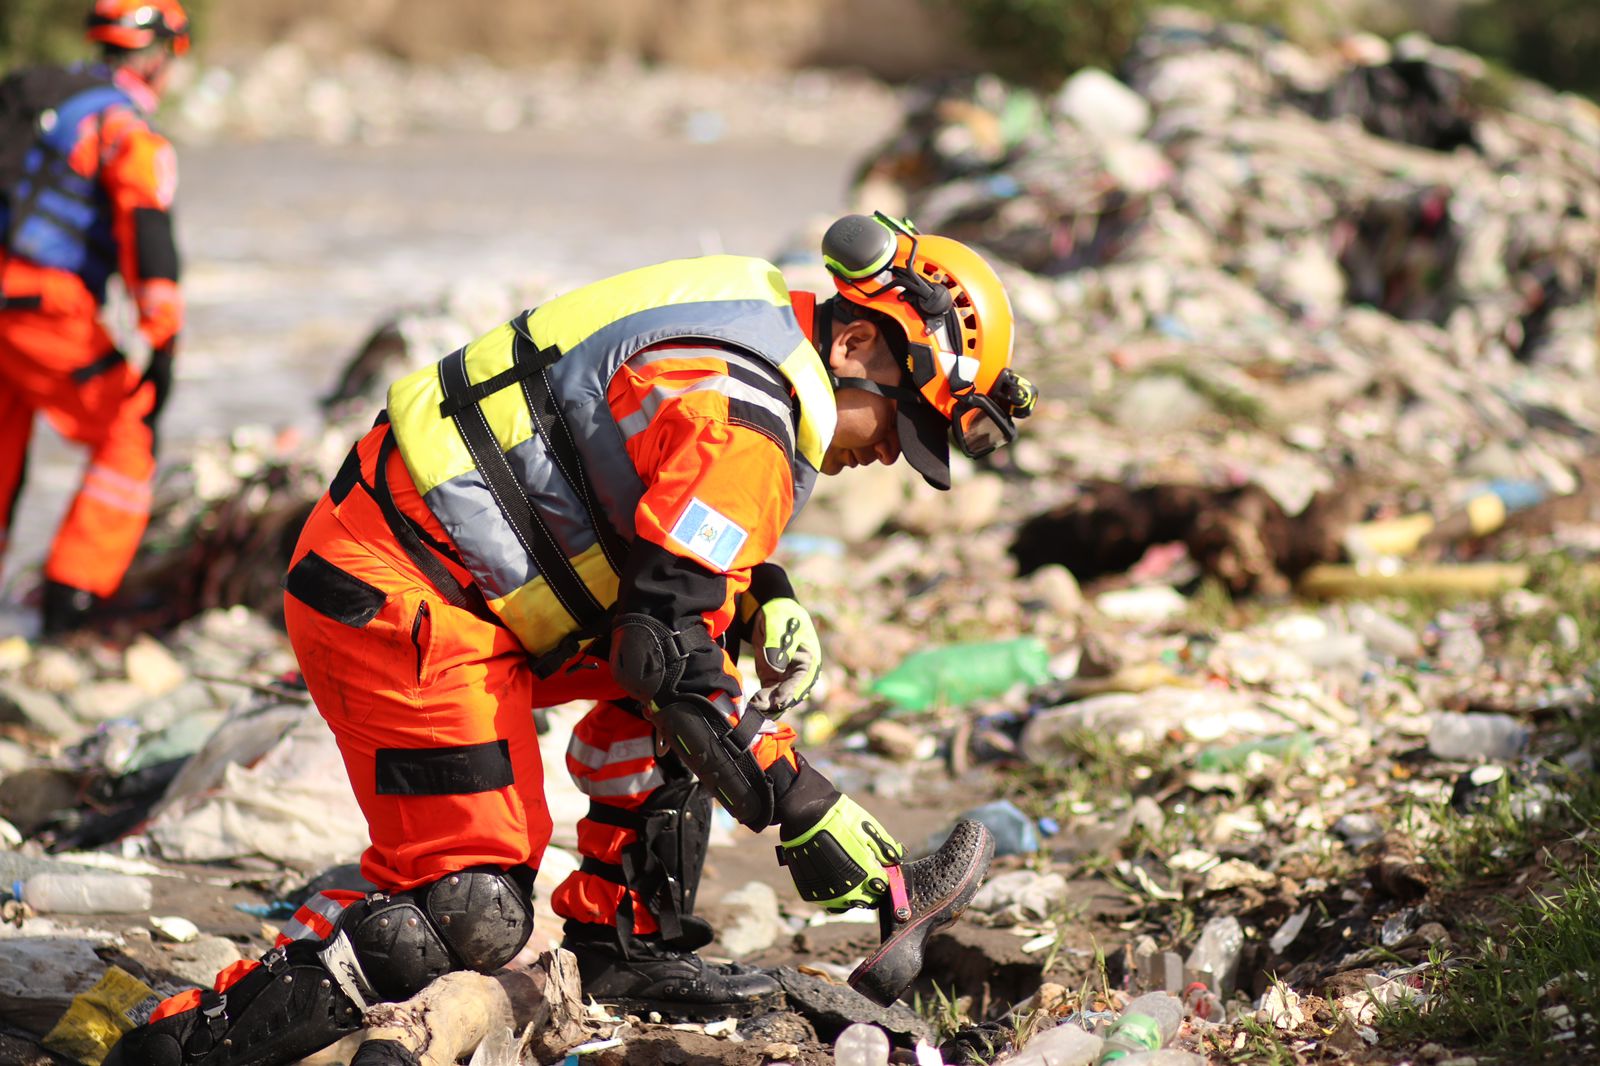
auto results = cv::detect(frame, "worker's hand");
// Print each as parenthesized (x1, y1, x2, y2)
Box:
(746, 596, 821, 717)
(140, 342, 175, 427)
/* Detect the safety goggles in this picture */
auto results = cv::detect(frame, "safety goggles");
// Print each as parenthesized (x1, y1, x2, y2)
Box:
(952, 390, 1016, 458)
(831, 374, 1020, 459)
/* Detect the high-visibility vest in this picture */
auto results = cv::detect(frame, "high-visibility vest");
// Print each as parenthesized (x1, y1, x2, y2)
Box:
(387, 254, 836, 657)
(0, 65, 134, 300)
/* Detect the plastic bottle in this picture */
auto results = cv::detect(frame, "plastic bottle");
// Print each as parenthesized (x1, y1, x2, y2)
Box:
(1007, 1022, 1102, 1066)
(869, 637, 1053, 712)
(18, 872, 153, 914)
(834, 1022, 890, 1066)
(1182, 981, 1224, 1023)
(1184, 916, 1244, 997)
(1108, 1052, 1207, 1066)
(1427, 712, 1530, 760)
(927, 799, 1040, 858)
(1094, 993, 1183, 1064)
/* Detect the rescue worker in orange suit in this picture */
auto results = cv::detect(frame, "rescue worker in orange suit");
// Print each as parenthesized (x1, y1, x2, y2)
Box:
(109, 213, 1038, 1066)
(0, 0, 187, 636)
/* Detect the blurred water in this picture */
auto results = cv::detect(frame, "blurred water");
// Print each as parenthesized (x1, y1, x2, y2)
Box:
(0, 127, 874, 633)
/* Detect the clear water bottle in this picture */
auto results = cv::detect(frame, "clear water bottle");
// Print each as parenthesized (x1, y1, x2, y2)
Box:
(1095, 993, 1183, 1064)
(1427, 713, 1530, 760)
(834, 1023, 890, 1066)
(1009, 1022, 1102, 1066)
(19, 872, 153, 914)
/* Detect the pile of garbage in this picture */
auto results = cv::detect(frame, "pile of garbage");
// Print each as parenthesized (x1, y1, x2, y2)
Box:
(852, 7, 1597, 596)
(1, 9, 1598, 1065)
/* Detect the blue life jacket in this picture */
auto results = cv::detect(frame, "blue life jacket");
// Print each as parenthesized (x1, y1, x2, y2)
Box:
(0, 65, 134, 302)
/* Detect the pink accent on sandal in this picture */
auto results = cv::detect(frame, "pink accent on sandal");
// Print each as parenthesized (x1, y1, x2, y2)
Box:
(887, 865, 911, 922)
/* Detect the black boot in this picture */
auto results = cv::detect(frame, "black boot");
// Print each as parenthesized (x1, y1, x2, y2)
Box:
(564, 920, 784, 1020)
(40, 580, 97, 637)
(849, 819, 995, 1007)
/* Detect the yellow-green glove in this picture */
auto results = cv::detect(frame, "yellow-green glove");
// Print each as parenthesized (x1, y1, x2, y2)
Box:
(746, 596, 821, 717)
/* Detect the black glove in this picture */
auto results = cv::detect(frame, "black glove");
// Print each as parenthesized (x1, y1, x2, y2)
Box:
(140, 342, 175, 428)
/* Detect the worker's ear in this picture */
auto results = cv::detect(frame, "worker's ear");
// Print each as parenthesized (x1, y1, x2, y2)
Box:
(828, 319, 879, 371)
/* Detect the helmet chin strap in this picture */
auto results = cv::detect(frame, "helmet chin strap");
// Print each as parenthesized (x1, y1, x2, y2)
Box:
(830, 375, 927, 407)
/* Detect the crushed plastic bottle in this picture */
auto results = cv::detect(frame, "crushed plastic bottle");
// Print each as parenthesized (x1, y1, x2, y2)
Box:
(1185, 916, 1243, 997)
(868, 637, 1053, 712)
(927, 799, 1040, 857)
(1427, 712, 1531, 760)
(835, 1022, 891, 1066)
(18, 872, 153, 914)
(1095, 993, 1183, 1063)
(1007, 1022, 1102, 1066)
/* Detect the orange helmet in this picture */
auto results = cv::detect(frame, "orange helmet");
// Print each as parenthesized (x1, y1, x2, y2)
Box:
(86, 0, 190, 55)
(822, 212, 1036, 489)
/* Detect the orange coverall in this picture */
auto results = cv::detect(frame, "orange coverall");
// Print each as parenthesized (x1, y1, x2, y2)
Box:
(145, 341, 813, 1015)
(0, 65, 182, 598)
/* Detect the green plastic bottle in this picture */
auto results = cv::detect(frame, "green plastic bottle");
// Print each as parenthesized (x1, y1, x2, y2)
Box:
(1095, 993, 1182, 1063)
(868, 636, 1052, 712)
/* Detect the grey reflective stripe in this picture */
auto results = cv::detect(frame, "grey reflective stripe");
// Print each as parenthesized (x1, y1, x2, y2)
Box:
(279, 893, 350, 942)
(426, 441, 601, 600)
(575, 766, 666, 797)
(568, 734, 658, 770)
(616, 373, 797, 445)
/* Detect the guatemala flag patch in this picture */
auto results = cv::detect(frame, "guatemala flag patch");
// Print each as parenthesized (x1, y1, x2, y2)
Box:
(669, 497, 749, 571)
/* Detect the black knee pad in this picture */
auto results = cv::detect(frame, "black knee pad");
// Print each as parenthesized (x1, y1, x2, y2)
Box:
(423, 865, 536, 972)
(347, 866, 533, 1001)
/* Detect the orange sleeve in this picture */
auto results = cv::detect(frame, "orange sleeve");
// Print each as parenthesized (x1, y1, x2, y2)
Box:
(607, 347, 797, 697)
(98, 111, 182, 350)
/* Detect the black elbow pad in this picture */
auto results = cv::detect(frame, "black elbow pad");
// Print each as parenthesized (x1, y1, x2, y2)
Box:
(610, 612, 718, 704)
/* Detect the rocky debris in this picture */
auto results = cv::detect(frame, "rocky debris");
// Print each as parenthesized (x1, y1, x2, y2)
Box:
(771, 967, 933, 1047)
(1, 11, 1598, 1066)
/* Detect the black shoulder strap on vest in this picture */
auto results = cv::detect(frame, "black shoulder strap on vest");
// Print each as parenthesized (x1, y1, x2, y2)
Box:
(371, 426, 498, 625)
(508, 319, 629, 576)
(437, 341, 608, 633)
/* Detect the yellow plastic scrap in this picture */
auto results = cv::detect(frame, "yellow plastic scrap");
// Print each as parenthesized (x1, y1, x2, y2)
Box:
(43, 966, 162, 1066)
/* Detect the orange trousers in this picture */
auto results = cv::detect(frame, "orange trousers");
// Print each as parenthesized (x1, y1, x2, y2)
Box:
(283, 426, 799, 934)
(0, 307, 156, 597)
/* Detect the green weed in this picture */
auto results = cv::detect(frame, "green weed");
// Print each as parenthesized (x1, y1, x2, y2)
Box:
(1384, 835, 1600, 1059)
(1205, 1013, 1302, 1065)
(913, 981, 974, 1044)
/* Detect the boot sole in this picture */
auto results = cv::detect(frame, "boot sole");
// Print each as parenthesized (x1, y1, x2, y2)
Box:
(847, 822, 996, 1007)
(592, 988, 787, 1021)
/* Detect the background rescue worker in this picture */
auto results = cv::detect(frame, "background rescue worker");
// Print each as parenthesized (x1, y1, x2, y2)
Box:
(109, 213, 1038, 1066)
(0, 0, 187, 636)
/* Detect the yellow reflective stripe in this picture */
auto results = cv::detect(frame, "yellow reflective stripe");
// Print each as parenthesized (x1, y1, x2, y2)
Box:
(528, 255, 790, 353)
(777, 339, 835, 468)
(489, 542, 621, 654)
(464, 324, 536, 455)
(388, 362, 470, 495)
(390, 325, 541, 496)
